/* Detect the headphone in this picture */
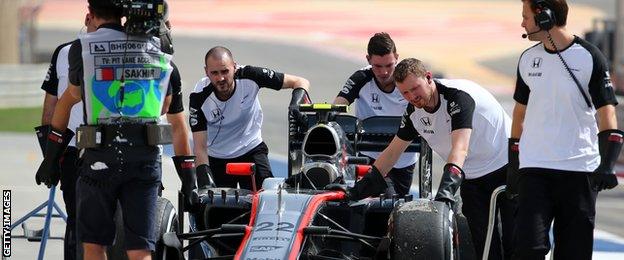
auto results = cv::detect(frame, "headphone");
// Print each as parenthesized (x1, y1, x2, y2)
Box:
(530, 0, 593, 108)
(533, 0, 556, 31)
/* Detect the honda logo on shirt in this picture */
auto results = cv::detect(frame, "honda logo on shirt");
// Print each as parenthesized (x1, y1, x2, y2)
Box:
(211, 109, 222, 119)
(420, 117, 432, 126)
(532, 57, 542, 68)
(371, 93, 380, 103)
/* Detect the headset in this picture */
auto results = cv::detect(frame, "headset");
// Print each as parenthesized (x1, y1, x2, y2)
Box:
(533, 0, 556, 31)
(525, 0, 593, 108)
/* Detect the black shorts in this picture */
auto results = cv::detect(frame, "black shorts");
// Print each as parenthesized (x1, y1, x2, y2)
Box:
(209, 142, 273, 190)
(76, 153, 161, 251)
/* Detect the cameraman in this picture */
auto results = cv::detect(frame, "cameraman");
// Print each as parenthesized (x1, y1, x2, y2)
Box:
(35, 1, 174, 259)
(38, 13, 96, 260)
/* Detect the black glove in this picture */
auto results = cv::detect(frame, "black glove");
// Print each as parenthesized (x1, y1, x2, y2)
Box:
(506, 138, 521, 200)
(289, 88, 310, 129)
(35, 128, 74, 187)
(590, 129, 623, 191)
(196, 164, 216, 189)
(434, 163, 465, 208)
(347, 165, 388, 200)
(34, 125, 51, 156)
(172, 156, 199, 211)
(383, 177, 396, 198)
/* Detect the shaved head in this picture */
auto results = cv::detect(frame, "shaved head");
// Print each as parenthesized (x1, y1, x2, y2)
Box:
(205, 46, 234, 65)
(204, 46, 237, 100)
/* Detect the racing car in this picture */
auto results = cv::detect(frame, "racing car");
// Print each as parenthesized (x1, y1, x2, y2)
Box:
(156, 103, 476, 260)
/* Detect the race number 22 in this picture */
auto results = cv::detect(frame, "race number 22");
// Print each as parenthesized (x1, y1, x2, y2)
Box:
(256, 222, 294, 233)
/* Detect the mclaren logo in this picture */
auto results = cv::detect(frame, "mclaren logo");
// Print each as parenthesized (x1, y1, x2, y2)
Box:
(262, 68, 275, 79)
(249, 245, 283, 252)
(420, 117, 432, 126)
(532, 57, 542, 68)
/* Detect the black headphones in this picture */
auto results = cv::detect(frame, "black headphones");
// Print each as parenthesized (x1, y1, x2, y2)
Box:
(533, 0, 556, 31)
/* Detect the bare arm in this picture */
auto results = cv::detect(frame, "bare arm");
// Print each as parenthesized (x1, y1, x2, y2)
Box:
(41, 94, 58, 125)
(51, 84, 81, 131)
(167, 112, 192, 156)
(596, 104, 618, 131)
(333, 96, 350, 105)
(193, 131, 209, 165)
(447, 128, 471, 168)
(161, 95, 172, 115)
(511, 102, 526, 139)
(373, 136, 412, 176)
(282, 74, 310, 91)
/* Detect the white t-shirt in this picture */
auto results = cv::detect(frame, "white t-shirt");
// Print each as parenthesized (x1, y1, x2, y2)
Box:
(397, 79, 511, 179)
(41, 41, 83, 147)
(514, 36, 618, 172)
(189, 65, 284, 159)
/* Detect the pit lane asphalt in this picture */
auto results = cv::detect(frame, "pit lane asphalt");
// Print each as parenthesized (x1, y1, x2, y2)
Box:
(1, 27, 622, 259)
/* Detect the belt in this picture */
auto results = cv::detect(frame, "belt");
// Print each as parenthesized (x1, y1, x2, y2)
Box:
(76, 123, 172, 148)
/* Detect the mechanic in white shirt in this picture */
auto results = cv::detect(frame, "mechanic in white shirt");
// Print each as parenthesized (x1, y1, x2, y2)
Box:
(190, 46, 310, 190)
(511, 1, 622, 259)
(333, 32, 417, 196)
(349, 58, 514, 259)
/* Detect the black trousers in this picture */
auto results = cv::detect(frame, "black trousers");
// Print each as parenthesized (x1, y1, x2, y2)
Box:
(365, 156, 415, 197)
(461, 165, 514, 260)
(60, 146, 79, 260)
(512, 168, 597, 260)
(209, 142, 273, 190)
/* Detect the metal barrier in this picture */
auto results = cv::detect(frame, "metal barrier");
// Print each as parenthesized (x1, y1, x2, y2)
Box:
(483, 185, 506, 260)
(0, 64, 47, 108)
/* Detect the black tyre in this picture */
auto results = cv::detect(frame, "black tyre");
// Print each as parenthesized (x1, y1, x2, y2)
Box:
(389, 200, 458, 260)
(107, 198, 180, 260)
(153, 197, 180, 260)
(456, 213, 477, 260)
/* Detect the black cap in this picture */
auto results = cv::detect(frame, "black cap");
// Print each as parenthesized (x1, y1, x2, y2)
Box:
(163, 1, 169, 21)
(88, 0, 120, 10)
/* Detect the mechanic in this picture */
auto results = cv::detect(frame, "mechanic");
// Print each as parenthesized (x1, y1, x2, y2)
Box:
(35, 1, 175, 259)
(350, 58, 514, 259)
(36, 13, 96, 260)
(333, 32, 417, 197)
(190, 46, 310, 190)
(511, 1, 622, 259)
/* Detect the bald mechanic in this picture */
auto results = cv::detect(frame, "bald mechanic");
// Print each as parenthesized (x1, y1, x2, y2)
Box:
(190, 46, 310, 190)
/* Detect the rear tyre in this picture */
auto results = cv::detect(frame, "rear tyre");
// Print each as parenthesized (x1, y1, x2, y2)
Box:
(153, 197, 180, 260)
(389, 200, 458, 260)
(456, 213, 477, 260)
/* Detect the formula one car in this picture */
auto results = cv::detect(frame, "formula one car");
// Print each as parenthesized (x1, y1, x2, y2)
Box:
(158, 104, 475, 260)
